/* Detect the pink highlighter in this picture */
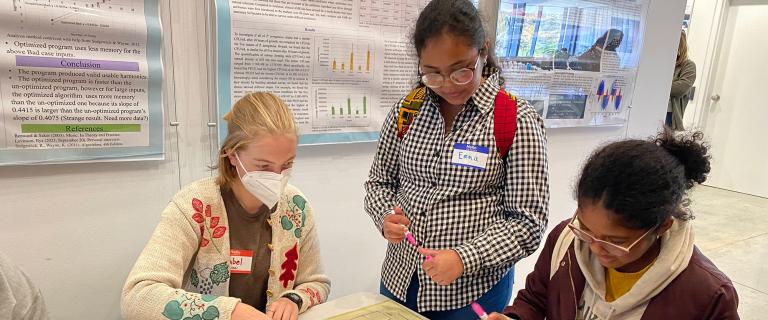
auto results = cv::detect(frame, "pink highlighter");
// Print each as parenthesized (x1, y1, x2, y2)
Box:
(404, 229, 432, 261)
(471, 302, 489, 320)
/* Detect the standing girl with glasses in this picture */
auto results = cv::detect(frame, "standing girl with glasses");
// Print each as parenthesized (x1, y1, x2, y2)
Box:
(364, 0, 549, 318)
(490, 130, 739, 320)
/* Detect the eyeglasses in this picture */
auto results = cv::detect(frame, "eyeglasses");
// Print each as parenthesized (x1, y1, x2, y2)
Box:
(567, 212, 657, 257)
(419, 55, 483, 89)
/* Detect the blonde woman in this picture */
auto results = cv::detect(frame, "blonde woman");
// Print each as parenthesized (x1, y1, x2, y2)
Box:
(122, 93, 330, 320)
(667, 30, 696, 131)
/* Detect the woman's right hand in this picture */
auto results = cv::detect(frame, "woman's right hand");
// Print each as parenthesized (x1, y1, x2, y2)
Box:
(231, 302, 269, 320)
(382, 206, 410, 243)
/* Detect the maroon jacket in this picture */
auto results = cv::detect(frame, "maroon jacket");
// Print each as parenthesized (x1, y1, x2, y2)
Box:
(504, 220, 739, 320)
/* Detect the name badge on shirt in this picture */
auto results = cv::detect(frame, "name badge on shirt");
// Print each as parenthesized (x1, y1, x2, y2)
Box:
(229, 249, 253, 274)
(451, 143, 489, 170)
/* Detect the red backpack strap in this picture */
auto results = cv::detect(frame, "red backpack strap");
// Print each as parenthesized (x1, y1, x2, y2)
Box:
(397, 86, 427, 139)
(493, 89, 518, 159)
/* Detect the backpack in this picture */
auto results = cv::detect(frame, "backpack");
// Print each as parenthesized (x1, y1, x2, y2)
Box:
(396, 86, 519, 158)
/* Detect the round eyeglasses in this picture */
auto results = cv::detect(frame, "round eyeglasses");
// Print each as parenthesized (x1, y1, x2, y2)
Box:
(567, 213, 658, 257)
(420, 55, 483, 89)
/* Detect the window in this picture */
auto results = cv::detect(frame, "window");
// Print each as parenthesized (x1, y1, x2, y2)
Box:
(497, 3, 566, 58)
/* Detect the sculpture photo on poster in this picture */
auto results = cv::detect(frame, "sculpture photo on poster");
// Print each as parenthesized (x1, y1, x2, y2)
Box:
(496, 0, 647, 128)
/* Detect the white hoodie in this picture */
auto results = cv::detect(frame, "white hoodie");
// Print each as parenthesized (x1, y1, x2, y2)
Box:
(555, 219, 695, 320)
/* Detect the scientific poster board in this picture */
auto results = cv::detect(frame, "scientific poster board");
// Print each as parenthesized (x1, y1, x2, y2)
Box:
(215, 0, 428, 145)
(0, 0, 164, 165)
(497, 0, 648, 128)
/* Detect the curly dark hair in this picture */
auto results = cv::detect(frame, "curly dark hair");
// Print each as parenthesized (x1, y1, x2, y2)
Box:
(576, 129, 711, 230)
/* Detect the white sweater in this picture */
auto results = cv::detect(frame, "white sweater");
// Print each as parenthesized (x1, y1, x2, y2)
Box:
(121, 177, 330, 320)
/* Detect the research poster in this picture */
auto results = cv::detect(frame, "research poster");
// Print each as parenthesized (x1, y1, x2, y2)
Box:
(497, 0, 648, 127)
(216, 0, 431, 144)
(0, 0, 163, 165)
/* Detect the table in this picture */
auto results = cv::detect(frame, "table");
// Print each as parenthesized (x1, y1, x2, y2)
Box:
(299, 292, 428, 320)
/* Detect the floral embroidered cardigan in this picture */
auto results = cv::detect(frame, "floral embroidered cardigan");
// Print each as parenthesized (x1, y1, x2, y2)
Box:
(121, 177, 330, 320)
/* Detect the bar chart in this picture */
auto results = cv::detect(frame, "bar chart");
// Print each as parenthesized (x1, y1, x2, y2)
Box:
(313, 88, 372, 128)
(330, 47, 371, 73)
(315, 36, 374, 80)
(328, 95, 368, 117)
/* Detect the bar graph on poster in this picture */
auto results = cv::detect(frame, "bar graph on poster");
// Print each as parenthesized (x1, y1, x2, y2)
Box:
(315, 37, 375, 80)
(0, 0, 164, 165)
(314, 88, 372, 128)
(596, 79, 624, 112)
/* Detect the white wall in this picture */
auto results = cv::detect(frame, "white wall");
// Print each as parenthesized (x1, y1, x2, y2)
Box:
(683, 0, 729, 129)
(694, 1, 768, 198)
(0, 0, 683, 319)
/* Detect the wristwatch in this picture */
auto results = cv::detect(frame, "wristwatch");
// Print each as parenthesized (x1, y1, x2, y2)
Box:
(282, 292, 303, 310)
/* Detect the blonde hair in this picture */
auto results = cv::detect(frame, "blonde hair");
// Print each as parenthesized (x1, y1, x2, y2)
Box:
(216, 92, 297, 186)
(676, 30, 689, 66)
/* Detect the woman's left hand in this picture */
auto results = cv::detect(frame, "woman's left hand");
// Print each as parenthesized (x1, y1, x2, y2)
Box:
(266, 297, 299, 320)
(419, 248, 464, 285)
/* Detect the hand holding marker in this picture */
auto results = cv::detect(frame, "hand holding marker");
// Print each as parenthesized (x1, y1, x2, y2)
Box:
(391, 206, 432, 260)
(403, 226, 432, 261)
(471, 302, 489, 320)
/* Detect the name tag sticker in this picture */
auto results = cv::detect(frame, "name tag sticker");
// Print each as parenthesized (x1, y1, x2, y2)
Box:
(451, 143, 489, 170)
(229, 249, 253, 274)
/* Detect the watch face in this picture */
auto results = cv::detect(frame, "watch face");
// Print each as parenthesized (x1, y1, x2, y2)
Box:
(285, 293, 302, 307)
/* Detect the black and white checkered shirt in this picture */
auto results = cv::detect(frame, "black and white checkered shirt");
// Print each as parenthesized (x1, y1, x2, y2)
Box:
(364, 72, 550, 311)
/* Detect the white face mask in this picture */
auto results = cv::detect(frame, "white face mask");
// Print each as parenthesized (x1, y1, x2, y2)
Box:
(235, 153, 292, 208)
